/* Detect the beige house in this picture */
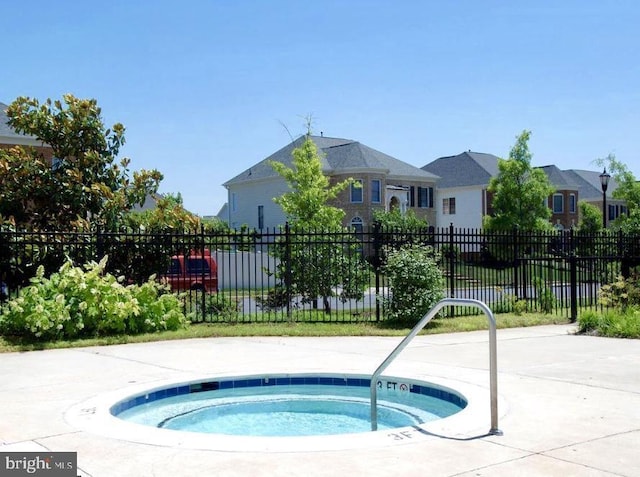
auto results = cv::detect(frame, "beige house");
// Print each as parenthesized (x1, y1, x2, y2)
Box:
(223, 135, 439, 230)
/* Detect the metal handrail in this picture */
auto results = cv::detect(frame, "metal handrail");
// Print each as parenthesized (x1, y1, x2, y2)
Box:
(370, 298, 502, 435)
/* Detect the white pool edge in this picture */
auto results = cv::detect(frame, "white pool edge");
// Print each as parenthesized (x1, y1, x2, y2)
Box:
(64, 371, 506, 453)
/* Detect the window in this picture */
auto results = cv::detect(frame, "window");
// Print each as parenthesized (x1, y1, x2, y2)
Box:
(610, 204, 628, 221)
(351, 216, 364, 233)
(231, 193, 237, 212)
(569, 194, 576, 214)
(350, 180, 363, 203)
(443, 197, 456, 215)
(553, 194, 564, 213)
(417, 187, 433, 208)
(258, 205, 264, 229)
(409, 186, 415, 207)
(371, 180, 381, 203)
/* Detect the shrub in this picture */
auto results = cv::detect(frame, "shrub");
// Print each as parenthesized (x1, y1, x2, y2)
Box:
(0, 257, 187, 341)
(598, 269, 640, 311)
(381, 244, 445, 323)
(534, 278, 557, 314)
(578, 308, 640, 338)
(203, 293, 239, 322)
(255, 286, 289, 311)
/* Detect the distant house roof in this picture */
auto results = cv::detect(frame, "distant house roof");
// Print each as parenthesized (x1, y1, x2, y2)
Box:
(563, 169, 619, 200)
(537, 165, 579, 190)
(421, 151, 500, 188)
(224, 135, 438, 187)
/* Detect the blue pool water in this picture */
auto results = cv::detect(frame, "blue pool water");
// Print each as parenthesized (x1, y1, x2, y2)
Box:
(113, 375, 466, 437)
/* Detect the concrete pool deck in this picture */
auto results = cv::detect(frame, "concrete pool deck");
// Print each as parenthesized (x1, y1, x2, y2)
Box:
(1, 324, 640, 476)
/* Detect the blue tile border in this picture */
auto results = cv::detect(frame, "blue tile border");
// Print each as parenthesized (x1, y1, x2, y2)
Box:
(111, 374, 467, 416)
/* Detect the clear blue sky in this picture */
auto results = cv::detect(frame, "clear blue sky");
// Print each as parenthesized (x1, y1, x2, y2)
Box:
(2, 1, 639, 216)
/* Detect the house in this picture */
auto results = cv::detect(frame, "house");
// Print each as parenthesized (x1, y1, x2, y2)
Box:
(537, 165, 580, 229)
(563, 169, 625, 225)
(422, 151, 622, 229)
(223, 135, 439, 230)
(421, 151, 499, 229)
(0, 102, 54, 161)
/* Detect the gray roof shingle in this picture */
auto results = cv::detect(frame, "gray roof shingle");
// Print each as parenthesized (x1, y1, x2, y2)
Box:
(421, 151, 500, 188)
(537, 165, 579, 190)
(224, 135, 438, 186)
(563, 169, 619, 200)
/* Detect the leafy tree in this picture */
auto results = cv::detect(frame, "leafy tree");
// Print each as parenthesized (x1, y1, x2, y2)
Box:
(0, 94, 162, 230)
(577, 201, 602, 234)
(484, 130, 554, 232)
(596, 154, 640, 233)
(123, 193, 201, 231)
(270, 133, 350, 229)
(373, 208, 429, 230)
(269, 129, 370, 313)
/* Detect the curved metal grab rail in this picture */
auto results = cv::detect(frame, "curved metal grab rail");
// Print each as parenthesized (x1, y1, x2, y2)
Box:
(370, 298, 502, 435)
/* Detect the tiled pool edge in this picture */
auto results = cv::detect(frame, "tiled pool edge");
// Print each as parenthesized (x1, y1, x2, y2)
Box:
(65, 371, 503, 453)
(110, 373, 467, 416)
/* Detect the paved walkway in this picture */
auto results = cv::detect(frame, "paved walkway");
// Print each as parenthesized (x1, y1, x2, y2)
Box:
(1, 324, 639, 476)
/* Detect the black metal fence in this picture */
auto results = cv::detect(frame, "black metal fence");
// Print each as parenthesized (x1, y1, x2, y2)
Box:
(1, 224, 638, 323)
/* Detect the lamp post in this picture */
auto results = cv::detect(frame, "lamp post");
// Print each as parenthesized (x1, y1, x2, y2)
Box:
(600, 168, 610, 229)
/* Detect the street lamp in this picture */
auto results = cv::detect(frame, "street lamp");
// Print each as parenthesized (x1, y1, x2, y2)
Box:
(600, 168, 611, 229)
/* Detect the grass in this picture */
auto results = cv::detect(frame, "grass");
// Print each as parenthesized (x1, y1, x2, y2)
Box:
(578, 307, 640, 338)
(0, 311, 570, 353)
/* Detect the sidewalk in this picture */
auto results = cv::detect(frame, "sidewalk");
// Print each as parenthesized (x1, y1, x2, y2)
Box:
(1, 324, 639, 476)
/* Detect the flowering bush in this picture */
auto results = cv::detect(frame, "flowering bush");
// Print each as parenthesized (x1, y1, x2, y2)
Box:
(0, 256, 188, 341)
(381, 244, 445, 323)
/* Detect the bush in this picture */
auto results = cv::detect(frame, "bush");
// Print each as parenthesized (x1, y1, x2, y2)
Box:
(0, 256, 188, 341)
(534, 278, 557, 314)
(255, 286, 289, 311)
(578, 308, 640, 338)
(381, 244, 445, 323)
(203, 293, 239, 322)
(598, 269, 640, 311)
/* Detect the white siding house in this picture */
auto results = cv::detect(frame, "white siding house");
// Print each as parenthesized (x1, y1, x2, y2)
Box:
(422, 151, 499, 230)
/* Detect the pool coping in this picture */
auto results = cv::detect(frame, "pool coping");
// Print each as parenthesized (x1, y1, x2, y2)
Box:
(64, 371, 506, 453)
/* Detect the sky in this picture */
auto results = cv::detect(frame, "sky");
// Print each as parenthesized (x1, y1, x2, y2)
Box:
(2, 1, 639, 216)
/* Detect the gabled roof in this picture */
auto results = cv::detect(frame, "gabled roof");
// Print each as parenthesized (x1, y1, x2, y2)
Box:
(537, 165, 579, 190)
(563, 169, 619, 200)
(224, 135, 438, 187)
(421, 151, 500, 188)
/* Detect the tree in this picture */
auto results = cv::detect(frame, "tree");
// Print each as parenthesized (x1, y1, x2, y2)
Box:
(576, 201, 602, 234)
(269, 129, 370, 314)
(270, 132, 350, 229)
(596, 154, 640, 233)
(123, 193, 201, 231)
(373, 208, 429, 230)
(0, 95, 162, 230)
(484, 130, 554, 232)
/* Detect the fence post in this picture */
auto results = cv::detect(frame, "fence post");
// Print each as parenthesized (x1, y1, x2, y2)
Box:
(513, 228, 519, 299)
(95, 225, 103, 261)
(569, 229, 578, 322)
(284, 222, 292, 321)
(372, 222, 382, 321)
(449, 223, 456, 317)
(199, 225, 206, 322)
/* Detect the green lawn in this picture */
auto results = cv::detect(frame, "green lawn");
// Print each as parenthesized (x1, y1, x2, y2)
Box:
(0, 311, 570, 353)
